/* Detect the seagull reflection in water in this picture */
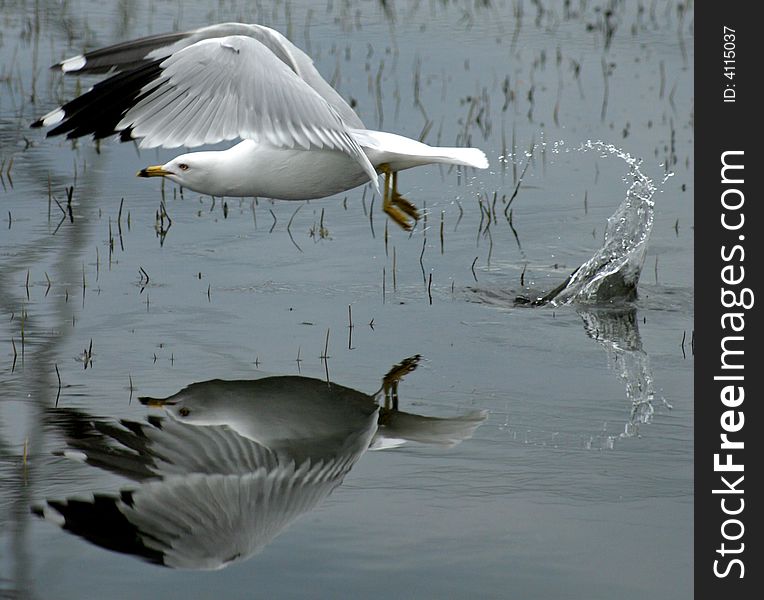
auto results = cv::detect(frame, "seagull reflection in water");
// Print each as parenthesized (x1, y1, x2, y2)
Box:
(34, 356, 487, 570)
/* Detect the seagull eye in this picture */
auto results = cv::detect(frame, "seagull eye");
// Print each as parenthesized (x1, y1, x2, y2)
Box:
(178, 407, 190, 417)
(178, 163, 189, 171)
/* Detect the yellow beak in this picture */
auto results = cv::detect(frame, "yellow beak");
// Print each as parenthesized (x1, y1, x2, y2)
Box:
(138, 397, 176, 407)
(137, 165, 170, 178)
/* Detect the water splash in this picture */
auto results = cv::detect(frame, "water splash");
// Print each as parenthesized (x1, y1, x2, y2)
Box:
(542, 140, 670, 306)
(578, 307, 671, 440)
(510, 142, 673, 444)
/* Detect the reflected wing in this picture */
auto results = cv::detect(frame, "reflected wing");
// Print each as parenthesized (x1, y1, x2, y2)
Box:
(33, 458, 356, 570)
(129, 459, 355, 569)
(54, 413, 282, 480)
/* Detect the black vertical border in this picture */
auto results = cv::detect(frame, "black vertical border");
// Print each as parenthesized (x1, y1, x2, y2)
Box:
(695, 3, 761, 598)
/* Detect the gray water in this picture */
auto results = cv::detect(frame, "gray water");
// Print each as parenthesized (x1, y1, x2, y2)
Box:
(1, 1, 693, 598)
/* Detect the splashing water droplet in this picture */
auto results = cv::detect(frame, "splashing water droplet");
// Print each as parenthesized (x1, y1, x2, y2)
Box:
(548, 141, 662, 305)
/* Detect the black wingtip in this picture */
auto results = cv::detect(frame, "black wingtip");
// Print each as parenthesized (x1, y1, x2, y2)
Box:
(35, 58, 163, 142)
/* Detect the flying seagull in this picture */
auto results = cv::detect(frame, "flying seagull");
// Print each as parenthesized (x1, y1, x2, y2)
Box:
(32, 23, 488, 230)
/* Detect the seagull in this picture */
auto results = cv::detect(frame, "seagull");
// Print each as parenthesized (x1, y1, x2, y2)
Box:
(146, 373, 488, 451)
(36, 395, 378, 570)
(32, 360, 486, 569)
(32, 23, 489, 230)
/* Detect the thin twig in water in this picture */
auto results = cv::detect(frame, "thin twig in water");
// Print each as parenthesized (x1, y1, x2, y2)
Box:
(507, 208, 523, 252)
(6, 157, 14, 188)
(269, 209, 277, 233)
(347, 305, 354, 350)
(55, 363, 61, 406)
(66, 186, 74, 223)
(419, 236, 427, 285)
(454, 197, 464, 231)
(485, 226, 494, 267)
(320, 328, 331, 364)
(117, 198, 125, 251)
(477, 196, 485, 242)
(368, 196, 375, 238)
(505, 143, 534, 213)
(20, 311, 25, 361)
(440, 211, 445, 254)
(287, 204, 304, 252)
(139, 266, 150, 293)
(654, 255, 659, 283)
(601, 57, 612, 122)
(392, 247, 397, 291)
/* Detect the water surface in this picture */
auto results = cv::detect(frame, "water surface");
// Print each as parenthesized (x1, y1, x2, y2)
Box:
(1, 1, 693, 598)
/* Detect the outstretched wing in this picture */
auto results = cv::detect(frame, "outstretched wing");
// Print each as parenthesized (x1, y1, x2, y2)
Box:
(52, 22, 364, 129)
(33, 32, 377, 189)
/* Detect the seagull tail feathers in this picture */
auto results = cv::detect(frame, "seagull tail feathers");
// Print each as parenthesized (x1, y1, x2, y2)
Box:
(352, 129, 489, 171)
(431, 147, 489, 170)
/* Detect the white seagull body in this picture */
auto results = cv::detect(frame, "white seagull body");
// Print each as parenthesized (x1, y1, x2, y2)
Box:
(33, 23, 488, 229)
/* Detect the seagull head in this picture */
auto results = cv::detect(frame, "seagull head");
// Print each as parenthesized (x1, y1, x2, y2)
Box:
(140, 392, 231, 427)
(137, 153, 215, 193)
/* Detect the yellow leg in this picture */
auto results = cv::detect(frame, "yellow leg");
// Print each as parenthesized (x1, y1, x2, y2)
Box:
(379, 163, 419, 231)
(391, 171, 420, 220)
(380, 355, 420, 411)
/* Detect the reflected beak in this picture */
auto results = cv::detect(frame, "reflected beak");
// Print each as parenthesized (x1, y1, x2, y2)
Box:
(137, 165, 170, 178)
(139, 397, 177, 407)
